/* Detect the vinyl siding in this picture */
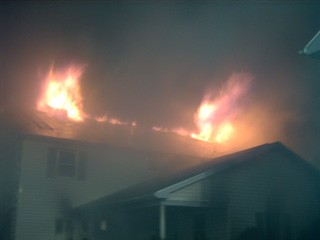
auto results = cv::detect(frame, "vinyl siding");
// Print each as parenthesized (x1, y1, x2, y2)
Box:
(224, 151, 320, 240)
(169, 178, 211, 203)
(0, 131, 22, 240)
(164, 150, 320, 240)
(14, 138, 196, 240)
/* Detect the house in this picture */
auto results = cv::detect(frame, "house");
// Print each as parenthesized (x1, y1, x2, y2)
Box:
(1, 109, 320, 240)
(0, 109, 214, 240)
(76, 142, 320, 240)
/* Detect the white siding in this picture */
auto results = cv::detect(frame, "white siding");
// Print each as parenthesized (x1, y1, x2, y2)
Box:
(169, 178, 211, 203)
(14, 138, 193, 240)
(165, 150, 320, 240)
(226, 152, 318, 239)
(211, 151, 320, 240)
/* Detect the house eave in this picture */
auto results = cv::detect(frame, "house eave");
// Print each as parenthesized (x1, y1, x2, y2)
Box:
(301, 30, 320, 60)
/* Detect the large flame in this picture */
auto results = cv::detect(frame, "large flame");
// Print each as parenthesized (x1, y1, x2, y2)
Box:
(37, 64, 138, 127)
(191, 73, 252, 143)
(37, 65, 85, 121)
(152, 73, 252, 144)
(37, 65, 251, 145)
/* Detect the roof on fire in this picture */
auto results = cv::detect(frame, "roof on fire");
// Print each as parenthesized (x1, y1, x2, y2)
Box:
(77, 141, 320, 210)
(0, 107, 217, 158)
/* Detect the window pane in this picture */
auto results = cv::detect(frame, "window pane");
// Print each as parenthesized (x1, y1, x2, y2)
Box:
(58, 165, 75, 177)
(78, 151, 87, 180)
(58, 150, 75, 177)
(59, 150, 75, 165)
(47, 148, 57, 178)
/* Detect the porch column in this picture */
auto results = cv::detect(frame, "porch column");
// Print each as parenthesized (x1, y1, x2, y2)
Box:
(159, 203, 166, 240)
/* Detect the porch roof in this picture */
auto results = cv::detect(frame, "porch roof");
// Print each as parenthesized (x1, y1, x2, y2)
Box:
(76, 142, 318, 210)
(301, 31, 320, 59)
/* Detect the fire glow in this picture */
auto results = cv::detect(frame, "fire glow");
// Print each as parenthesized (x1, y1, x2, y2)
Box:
(191, 73, 252, 143)
(152, 73, 252, 144)
(37, 64, 252, 145)
(37, 65, 85, 121)
(95, 115, 137, 127)
(37, 65, 136, 127)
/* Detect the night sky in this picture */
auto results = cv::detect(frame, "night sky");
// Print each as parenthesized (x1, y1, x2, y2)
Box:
(1, 1, 320, 164)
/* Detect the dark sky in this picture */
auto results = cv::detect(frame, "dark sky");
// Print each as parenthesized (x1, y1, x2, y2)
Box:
(1, 1, 320, 163)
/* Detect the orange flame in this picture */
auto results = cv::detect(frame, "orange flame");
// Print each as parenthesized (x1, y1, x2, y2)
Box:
(37, 64, 138, 127)
(191, 73, 252, 143)
(151, 73, 252, 145)
(37, 65, 85, 121)
(37, 64, 250, 146)
(95, 115, 137, 127)
(152, 126, 190, 136)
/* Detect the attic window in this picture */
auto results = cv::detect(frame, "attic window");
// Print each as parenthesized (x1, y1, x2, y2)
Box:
(47, 148, 87, 180)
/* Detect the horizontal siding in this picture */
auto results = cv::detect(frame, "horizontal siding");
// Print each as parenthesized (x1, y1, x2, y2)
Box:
(15, 139, 198, 240)
(14, 139, 320, 240)
(219, 151, 320, 240)
(167, 150, 320, 240)
(0, 133, 21, 240)
(169, 178, 211, 203)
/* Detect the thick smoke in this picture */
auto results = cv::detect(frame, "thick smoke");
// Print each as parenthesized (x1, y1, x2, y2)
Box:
(1, 2, 320, 163)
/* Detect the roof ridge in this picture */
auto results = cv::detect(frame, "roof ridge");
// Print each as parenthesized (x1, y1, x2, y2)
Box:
(154, 142, 280, 197)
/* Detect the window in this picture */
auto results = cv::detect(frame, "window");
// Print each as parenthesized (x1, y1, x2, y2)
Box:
(54, 219, 73, 240)
(58, 150, 76, 177)
(47, 148, 87, 180)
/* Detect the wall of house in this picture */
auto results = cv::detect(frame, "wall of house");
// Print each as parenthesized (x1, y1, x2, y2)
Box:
(14, 137, 200, 240)
(210, 150, 320, 240)
(166, 173, 230, 240)
(162, 150, 320, 240)
(0, 129, 22, 240)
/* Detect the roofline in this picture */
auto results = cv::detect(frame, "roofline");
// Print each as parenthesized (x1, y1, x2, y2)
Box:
(21, 132, 207, 163)
(300, 30, 320, 59)
(302, 30, 320, 54)
(76, 141, 320, 211)
(155, 142, 279, 198)
(77, 142, 288, 210)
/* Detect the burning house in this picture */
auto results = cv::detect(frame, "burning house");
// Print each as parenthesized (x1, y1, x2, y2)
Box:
(1, 35, 320, 239)
(1, 113, 320, 240)
(77, 142, 320, 240)
(0, 107, 213, 240)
